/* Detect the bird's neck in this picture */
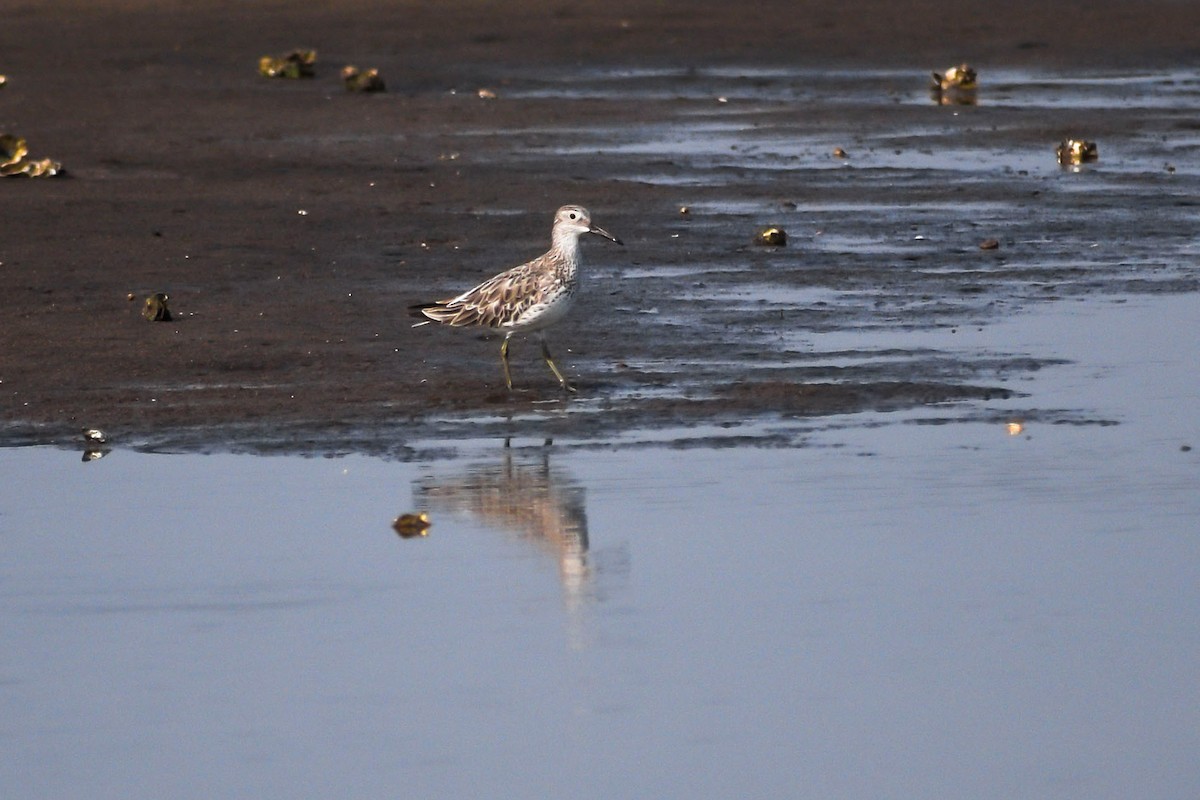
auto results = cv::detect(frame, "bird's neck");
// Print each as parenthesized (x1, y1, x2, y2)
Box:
(549, 233, 582, 283)
(551, 230, 582, 262)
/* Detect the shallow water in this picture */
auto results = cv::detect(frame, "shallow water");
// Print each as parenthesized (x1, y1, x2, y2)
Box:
(3, 293, 1198, 799)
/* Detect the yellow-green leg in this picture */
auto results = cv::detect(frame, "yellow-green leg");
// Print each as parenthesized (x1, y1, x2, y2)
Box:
(541, 337, 576, 393)
(500, 337, 514, 391)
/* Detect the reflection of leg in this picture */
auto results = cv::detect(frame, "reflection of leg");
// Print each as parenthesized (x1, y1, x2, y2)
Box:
(541, 336, 576, 393)
(500, 337, 514, 391)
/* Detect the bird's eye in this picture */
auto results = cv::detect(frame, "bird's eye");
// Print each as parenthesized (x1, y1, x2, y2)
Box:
(569, 212, 577, 219)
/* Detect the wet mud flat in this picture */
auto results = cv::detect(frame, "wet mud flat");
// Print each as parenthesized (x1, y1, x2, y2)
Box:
(2, 0, 1199, 455)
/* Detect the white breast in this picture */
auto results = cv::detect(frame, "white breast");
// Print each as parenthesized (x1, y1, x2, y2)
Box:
(506, 285, 574, 333)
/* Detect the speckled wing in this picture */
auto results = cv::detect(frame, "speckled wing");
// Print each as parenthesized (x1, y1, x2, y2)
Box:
(414, 258, 555, 330)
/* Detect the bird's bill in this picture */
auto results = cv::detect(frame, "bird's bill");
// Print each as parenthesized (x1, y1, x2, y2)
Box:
(588, 224, 624, 246)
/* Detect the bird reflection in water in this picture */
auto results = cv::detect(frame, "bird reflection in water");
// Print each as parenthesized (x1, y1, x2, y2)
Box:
(415, 441, 594, 611)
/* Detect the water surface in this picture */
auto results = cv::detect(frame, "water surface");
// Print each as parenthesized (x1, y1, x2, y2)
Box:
(3, 294, 1197, 799)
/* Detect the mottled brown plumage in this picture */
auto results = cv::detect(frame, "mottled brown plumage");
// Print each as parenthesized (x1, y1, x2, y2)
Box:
(410, 205, 622, 392)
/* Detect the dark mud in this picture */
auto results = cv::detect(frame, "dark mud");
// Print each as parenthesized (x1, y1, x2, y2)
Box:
(2, 0, 1199, 455)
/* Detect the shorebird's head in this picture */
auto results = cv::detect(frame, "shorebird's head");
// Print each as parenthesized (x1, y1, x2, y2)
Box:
(553, 205, 623, 247)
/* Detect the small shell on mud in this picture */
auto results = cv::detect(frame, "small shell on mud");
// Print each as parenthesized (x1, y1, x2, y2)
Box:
(1, 156, 63, 177)
(341, 65, 386, 92)
(832, 147, 848, 159)
(258, 49, 317, 79)
(1056, 138, 1098, 166)
(755, 227, 787, 247)
(477, 88, 498, 100)
(142, 293, 172, 322)
(0, 75, 7, 89)
(979, 238, 1000, 250)
(932, 64, 977, 91)
(930, 64, 978, 105)
(1006, 421, 1025, 436)
(83, 427, 108, 444)
(393, 512, 432, 538)
(1, 135, 64, 177)
(679, 205, 691, 216)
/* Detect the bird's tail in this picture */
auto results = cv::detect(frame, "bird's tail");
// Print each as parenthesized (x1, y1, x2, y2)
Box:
(409, 301, 445, 328)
